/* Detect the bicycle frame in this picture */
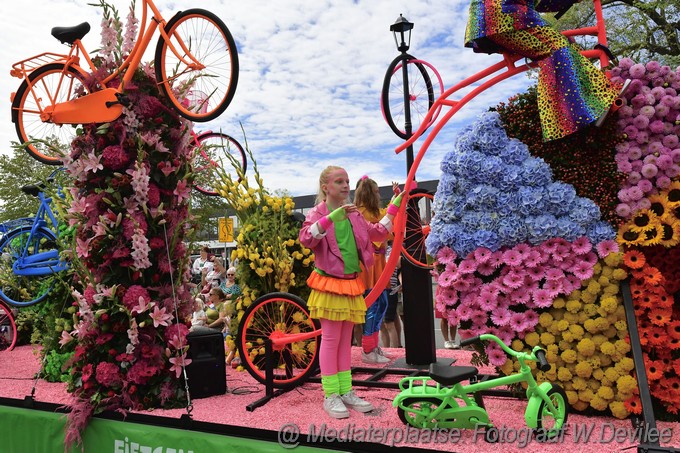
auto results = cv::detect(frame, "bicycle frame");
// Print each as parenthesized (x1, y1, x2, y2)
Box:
(11, 0, 205, 125)
(363, 0, 616, 305)
(394, 335, 560, 430)
(12, 191, 66, 277)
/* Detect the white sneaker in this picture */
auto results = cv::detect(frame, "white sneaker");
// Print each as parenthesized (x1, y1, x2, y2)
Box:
(362, 348, 390, 364)
(375, 346, 390, 358)
(324, 394, 350, 419)
(444, 340, 454, 349)
(341, 390, 374, 413)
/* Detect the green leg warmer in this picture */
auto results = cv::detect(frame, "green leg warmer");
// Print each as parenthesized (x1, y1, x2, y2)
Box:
(338, 370, 352, 395)
(321, 374, 340, 397)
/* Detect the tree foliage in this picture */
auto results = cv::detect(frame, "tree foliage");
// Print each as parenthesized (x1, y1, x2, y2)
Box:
(0, 147, 56, 223)
(552, 0, 679, 66)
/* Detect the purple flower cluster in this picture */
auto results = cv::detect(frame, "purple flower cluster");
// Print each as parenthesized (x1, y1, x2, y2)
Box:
(610, 59, 680, 218)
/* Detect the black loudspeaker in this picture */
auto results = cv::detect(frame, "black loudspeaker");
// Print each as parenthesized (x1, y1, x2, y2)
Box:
(186, 326, 227, 398)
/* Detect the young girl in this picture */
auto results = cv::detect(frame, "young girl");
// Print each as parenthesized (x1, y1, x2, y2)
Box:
(464, 0, 628, 141)
(190, 295, 208, 330)
(299, 166, 402, 419)
(354, 176, 400, 364)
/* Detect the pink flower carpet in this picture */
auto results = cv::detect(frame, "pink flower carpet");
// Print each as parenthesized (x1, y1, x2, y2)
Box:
(1, 344, 678, 452)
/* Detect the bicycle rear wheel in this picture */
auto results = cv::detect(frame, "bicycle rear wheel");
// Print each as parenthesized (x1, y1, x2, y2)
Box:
(0, 300, 17, 351)
(193, 132, 246, 196)
(0, 226, 59, 307)
(155, 9, 239, 122)
(381, 55, 442, 140)
(401, 189, 435, 269)
(237, 292, 320, 390)
(12, 63, 90, 165)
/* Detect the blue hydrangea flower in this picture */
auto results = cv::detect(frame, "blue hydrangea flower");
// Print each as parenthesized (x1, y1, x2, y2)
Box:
(568, 197, 601, 225)
(555, 217, 586, 241)
(519, 157, 553, 187)
(586, 221, 616, 244)
(525, 214, 558, 245)
(499, 138, 530, 166)
(517, 186, 546, 216)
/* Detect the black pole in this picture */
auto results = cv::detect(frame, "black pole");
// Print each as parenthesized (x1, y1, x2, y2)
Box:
(398, 51, 436, 366)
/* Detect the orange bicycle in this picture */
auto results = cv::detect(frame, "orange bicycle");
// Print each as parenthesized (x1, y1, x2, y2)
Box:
(237, 0, 619, 389)
(10, 0, 239, 165)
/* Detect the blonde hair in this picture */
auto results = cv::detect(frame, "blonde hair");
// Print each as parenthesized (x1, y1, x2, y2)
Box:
(315, 165, 346, 205)
(354, 177, 381, 217)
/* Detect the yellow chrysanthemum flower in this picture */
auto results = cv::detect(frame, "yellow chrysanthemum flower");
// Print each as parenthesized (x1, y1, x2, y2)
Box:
(609, 401, 630, 420)
(557, 367, 573, 382)
(577, 338, 596, 356)
(616, 375, 638, 394)
(524, 332, 540, 347)
(561, 349, 577, 363)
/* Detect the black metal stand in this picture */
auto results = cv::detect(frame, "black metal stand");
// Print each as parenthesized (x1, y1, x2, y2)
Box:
(246, 339, 290, 411)
(620, 278, 680, 453)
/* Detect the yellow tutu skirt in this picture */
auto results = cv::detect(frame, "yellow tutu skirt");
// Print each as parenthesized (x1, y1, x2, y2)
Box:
(307, 272, 366, 323)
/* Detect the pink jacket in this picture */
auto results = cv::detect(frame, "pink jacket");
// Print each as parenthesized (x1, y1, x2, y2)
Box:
(299, 202, 390, 278)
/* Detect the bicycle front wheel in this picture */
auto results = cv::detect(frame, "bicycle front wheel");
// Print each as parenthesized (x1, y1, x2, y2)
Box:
(0, 300, 17, 351)
(0, 226, 59, 307)
(12, 63, 90, 165)
(155, 9, 239, 122)
(237, 292, 320, 390)
(401, 189, 435, 269)
(381, 55, 442, 140)
(533, 384, 569, 441)
(193, 132, 246, 196)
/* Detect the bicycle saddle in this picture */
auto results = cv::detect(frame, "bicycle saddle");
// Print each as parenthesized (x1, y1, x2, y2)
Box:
(51, 22, 91, 45)
(429, 363, 478, 386)
(21, 183, 45, 197)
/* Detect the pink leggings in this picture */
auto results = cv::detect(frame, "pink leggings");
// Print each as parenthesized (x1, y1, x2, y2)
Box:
(318, 319, 354, 376)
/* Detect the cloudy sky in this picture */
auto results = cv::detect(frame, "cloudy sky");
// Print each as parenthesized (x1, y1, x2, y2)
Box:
(0, 0, 533, 196)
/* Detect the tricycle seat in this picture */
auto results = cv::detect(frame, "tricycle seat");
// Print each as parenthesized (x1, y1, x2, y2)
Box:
(429, 363, 478, 386)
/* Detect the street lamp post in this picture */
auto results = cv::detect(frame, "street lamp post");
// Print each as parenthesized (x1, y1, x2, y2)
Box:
(390, 15, 415, 170)
(390, 15, 436, 366)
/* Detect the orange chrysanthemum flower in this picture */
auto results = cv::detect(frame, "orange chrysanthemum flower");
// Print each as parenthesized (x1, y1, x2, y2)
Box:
(643, 267, 663, 285)
(637, 294, 658, 310)
(647, 326, 668, 347)
(649, 307, 672, 327)
(669, 337, 680, 351)
(668, 321, 680, 340)
(646, 360, 665, 381)
(624, 396, 643, 415)
(623, 250, 646, 270)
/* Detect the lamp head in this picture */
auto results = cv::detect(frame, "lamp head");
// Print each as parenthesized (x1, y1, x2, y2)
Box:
(390, 14, 413, 52)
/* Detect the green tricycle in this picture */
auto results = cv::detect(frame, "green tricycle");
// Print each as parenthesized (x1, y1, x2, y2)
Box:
(393, 333, 568, 442)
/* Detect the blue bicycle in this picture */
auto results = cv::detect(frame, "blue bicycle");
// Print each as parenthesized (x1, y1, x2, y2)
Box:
(0, 170, 69, 307)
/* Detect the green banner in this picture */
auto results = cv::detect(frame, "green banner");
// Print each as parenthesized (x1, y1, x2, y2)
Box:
(0, 404, 337, 453)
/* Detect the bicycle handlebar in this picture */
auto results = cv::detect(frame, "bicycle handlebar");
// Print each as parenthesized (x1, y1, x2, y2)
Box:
(460, 333, 551, 371)
(535, 349, 551, 372)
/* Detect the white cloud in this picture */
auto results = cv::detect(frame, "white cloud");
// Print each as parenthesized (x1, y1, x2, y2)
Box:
(0, 0, 532, 196)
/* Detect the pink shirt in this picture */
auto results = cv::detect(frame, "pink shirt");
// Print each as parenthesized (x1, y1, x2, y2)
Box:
(299, 202, 391, 278)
